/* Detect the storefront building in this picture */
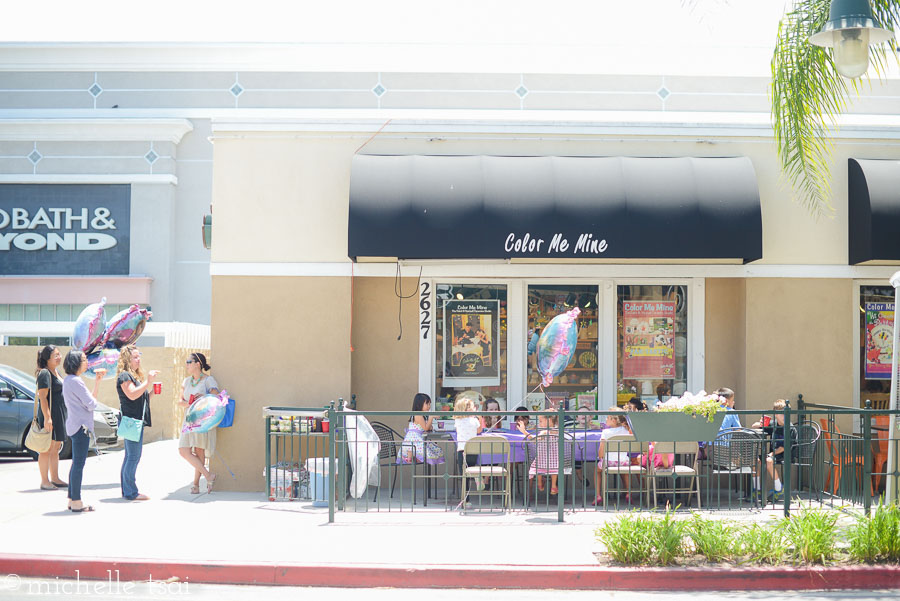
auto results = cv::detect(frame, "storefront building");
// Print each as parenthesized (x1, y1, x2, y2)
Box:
(3, 44, 899, 491)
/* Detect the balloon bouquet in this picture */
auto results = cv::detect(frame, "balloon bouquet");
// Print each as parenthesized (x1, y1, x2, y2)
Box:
(72, 298, 153, 379)
(535, 307, 581, 389)
(73, 297, 228, 433)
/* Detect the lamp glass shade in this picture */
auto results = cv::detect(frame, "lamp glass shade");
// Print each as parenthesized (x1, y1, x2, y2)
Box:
(833, 27, 870, 78)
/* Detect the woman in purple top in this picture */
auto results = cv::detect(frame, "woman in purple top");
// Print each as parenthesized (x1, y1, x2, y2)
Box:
(61, 350, 105, 513)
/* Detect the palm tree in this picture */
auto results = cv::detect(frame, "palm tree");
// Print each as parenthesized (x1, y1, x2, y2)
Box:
(771, 1, 899, 219)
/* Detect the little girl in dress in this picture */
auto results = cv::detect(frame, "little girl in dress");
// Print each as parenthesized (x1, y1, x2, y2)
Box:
(527, 414, 560, 495)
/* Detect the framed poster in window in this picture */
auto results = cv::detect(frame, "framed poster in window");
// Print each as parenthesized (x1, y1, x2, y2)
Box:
(443, 299, 500, 387)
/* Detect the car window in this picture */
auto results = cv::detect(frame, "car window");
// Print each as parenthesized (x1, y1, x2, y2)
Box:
(0, 379, 30, 400)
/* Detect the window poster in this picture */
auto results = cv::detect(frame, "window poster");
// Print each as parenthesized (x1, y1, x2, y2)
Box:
(443, 299, 500, 387)
(865, 302, 894, 380)
(622, 300, 676, 379)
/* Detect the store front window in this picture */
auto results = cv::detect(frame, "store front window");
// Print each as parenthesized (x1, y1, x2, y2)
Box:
(859, 285, 894, 409)
(525, 285, 599, 411)
(434, 284, 507, 414)
(617, 284, 688, 408)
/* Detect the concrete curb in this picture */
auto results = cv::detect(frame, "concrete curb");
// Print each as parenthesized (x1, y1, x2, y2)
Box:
(1, 554, 899, 590)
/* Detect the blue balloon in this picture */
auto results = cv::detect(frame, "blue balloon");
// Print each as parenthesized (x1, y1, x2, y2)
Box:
(182, 391, 229, 434)
(536, 308, 580, 387)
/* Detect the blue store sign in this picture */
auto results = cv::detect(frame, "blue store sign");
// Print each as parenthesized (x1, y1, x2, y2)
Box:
(0, 184, 130, 275)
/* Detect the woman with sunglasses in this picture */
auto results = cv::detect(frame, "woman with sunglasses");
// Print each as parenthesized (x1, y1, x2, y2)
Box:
(177, 353, 218, 494)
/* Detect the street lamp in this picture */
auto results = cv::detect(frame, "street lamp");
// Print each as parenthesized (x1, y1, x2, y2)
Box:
(809, 0, 895, 79)
(887, 270, 900, 504)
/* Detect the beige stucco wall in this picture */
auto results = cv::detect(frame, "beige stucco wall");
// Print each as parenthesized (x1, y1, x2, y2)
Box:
(350, 277, 420, 434)
(211, 137, 360, 264)
(211, 276, 351, 491)
(0, 345, 187, 443)
(705, 278, 747, 408)
(744, 279, 855, 414)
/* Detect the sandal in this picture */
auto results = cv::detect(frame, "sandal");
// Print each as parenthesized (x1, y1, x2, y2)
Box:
(590, 497, 602, 506)
(550, 486, 558, 495)
(40, 484, 56, 491)
(207, 474, 217, 493)
(70, 505, 95, 513)
(51, 481, 68, 488)
(190, 485, 200, 495)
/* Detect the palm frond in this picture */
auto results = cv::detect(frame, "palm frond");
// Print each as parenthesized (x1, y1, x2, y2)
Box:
(771, 0, 899, 220)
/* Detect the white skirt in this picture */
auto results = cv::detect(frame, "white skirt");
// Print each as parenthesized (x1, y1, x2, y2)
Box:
(178, 427, 216, 456)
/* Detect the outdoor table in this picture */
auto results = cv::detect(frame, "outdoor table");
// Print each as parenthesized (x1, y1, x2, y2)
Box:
(448, 428, 607, 464)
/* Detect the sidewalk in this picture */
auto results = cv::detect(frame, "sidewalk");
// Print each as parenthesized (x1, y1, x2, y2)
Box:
(0, 441, 897, 590)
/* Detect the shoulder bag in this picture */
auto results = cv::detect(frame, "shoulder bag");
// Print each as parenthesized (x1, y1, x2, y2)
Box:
(24, 386, 52, 454)
(118, 393, 147, 443)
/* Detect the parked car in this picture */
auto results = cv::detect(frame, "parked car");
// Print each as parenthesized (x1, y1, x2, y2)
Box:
(0, 363, 121, 459)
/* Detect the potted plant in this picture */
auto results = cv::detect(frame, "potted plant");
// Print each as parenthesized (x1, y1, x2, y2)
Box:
(627, 390, 726, 442)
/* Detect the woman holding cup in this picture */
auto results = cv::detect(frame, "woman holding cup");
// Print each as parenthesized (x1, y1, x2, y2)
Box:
(177, 352, 218, 494)
(116, 345, 159, 501)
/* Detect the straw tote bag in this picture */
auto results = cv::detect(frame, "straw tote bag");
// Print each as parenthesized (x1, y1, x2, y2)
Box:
(24, 395, 52, 454)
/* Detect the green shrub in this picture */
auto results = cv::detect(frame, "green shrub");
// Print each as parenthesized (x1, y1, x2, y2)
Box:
(784, 506, 839, 564)
(595, 508, 685, 566)
(595, 513, 656, 565)
(686, 514, 737, 562)
(651, 507, 686, 565)
(847, 502, 900, 563)
(738, 521, 787, 565)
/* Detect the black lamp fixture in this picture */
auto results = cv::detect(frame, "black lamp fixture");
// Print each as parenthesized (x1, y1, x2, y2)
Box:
(564, 293, 577, 307)
(809, 0, 894, 79)
(579, 294, 595, 309)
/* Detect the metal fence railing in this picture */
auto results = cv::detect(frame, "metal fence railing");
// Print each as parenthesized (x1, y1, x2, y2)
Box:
(263, 400, 900, 523)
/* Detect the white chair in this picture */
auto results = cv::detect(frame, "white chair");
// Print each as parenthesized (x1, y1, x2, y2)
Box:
(600, 435, 650, 508)
(649, 441, 702, 509)
(461, 435, 511, 512)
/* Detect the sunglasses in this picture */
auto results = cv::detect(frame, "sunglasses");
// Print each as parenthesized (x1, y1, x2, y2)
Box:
(185, 359, 196, 365)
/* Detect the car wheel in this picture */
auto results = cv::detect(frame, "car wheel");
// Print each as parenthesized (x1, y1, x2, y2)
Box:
(58, 437, 72, 460)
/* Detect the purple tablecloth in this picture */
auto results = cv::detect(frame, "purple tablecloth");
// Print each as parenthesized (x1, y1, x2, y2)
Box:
(443, 429, 606, 464)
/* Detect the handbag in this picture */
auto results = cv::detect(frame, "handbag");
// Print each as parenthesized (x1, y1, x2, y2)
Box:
(24, 395, 52, 454)
(118, 398, 147, 443)
(217, 397, 236, 428)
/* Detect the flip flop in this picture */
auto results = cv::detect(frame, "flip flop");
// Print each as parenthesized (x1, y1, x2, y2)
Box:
(207, 474, 217, 493)
(70, 505, 95, 513)
(51, 481, 68, 488)
(40, 484, 56, 491)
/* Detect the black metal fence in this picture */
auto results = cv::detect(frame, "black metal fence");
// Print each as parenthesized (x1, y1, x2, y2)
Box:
(264, 400, 899, 523)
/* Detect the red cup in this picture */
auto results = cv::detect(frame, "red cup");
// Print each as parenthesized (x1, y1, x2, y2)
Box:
(153, 382, 162, 395)
(762, 415, 771, 427)
(322, 419, 330, 433)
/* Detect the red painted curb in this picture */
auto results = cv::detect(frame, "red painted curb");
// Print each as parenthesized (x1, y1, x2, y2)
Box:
(0, 554, 898, 590)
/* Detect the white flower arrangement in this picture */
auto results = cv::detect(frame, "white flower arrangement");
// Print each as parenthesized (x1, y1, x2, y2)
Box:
(655, 389, 724, 423)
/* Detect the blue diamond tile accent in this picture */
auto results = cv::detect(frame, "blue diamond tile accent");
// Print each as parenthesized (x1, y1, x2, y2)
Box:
(88, 83, 102, 97)
(145, 150, 159, 164)
(230, 83, 244, 97)
(657, 87, 670, 100)
(28, 150, 42, 164)
(516, 85, 528, 98)
(372, 84, 386, 97)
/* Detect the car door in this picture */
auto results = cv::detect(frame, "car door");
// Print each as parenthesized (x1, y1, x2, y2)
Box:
(0, 377, 20, 450)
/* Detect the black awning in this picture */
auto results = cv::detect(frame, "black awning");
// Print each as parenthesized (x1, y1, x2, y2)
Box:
(348, 155, 762, 262)
(849, 158, 900, 265)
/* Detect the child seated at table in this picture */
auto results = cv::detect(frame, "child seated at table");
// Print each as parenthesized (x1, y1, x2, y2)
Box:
(748, 398, 792, 502)
(528, 414, 560, 494)
(454, 391, 485, 503)
(514, 407, 530, 435)
(482, 397, 502, 431)
(593, 409, 632, 506)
